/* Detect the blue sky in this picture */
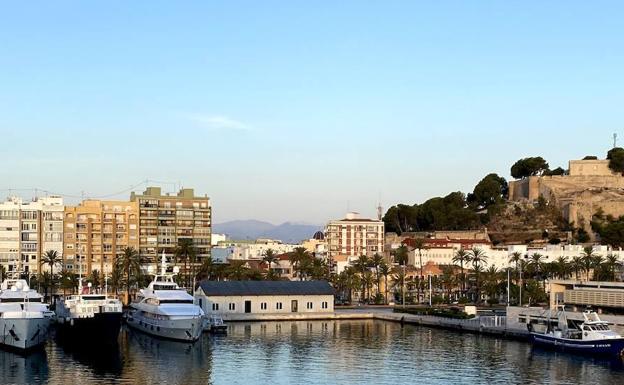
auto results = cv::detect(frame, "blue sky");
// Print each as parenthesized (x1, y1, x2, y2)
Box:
(1, 1, 623, 224)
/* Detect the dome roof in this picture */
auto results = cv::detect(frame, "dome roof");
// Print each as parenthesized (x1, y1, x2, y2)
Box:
(312, 231, 325, 240)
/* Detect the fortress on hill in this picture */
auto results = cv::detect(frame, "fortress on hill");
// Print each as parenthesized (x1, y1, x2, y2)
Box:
(508, 158, 624, 231)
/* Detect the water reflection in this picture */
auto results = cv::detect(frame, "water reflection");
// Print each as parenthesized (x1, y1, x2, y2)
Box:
(1, 320, 623, 385)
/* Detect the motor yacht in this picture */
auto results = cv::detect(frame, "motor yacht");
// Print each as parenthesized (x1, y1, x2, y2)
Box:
(0, 278, 53, 351)
(55, 279, 123, 342)
(127, 254, 204, 342)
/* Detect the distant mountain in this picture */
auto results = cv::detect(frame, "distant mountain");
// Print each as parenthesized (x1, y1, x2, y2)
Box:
(213, 220, 322, 244)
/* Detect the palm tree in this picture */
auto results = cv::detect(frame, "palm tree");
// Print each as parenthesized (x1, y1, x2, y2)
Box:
(390, 266, 406, 304)
(362, 271, 375, 302)
(470, 248, 488, 303)
(581, 246, 596, 280)
(453, 248, 471, 296)
(379, 262, 391, 304)
(262, 248, 279, 277)
(41, 250, 62, 300)
(116, 247, 141, 305)
(175, 239, 196, 289)
(570, 256, 583, 280)
(553, 256, 570, 279)
(483, 266, 500, 303)
(289, 247, 311, 281)
(413, 238, 428, 302)
(371, 253, 385, 299)
(529, 253, 546, 290)
(59, 269, 78, 296)
(604, 254, 621, 281)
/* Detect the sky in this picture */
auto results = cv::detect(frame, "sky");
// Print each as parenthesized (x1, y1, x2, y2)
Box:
(1, 1, 623, 225)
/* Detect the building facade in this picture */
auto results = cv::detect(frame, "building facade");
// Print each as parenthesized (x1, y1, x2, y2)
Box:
(325, 212, 384, 261)
(130, 187, 211, 270)
(0, 196, 64, 275)
(194, 280, 334, 320)
(63, 200, 139, 275)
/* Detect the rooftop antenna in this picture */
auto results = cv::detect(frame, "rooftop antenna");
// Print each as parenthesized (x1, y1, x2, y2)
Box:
(377, 192, 383, 220)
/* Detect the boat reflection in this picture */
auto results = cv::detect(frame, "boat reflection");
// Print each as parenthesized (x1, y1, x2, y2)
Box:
(0, 348, 49, 384)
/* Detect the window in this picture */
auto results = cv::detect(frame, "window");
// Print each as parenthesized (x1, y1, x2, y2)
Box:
(306, 302, 313, 310)
(276, 302, 283, 310)
(229, 303, 236, 311)
(260, 302, 267, 310)
(322, 302, 328, 309)
(212, 303, 219, 311)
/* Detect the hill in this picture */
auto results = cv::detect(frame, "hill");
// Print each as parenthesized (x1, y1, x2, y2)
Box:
(213, 220, 321, 244)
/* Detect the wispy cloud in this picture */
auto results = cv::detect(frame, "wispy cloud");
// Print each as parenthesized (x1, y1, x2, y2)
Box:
(184, 113, 252, 131)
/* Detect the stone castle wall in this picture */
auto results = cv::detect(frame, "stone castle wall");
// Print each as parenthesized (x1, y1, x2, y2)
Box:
(508, 168, 624, 231)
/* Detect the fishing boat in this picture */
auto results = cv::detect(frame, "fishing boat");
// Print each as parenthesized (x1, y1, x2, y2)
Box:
(126, 253, 204, 342)
(0, 278, 53, 351)
(55, 279, 123, 342)
(527, 306, 624, 357)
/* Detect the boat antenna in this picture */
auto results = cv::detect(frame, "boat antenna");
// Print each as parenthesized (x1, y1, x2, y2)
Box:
(160, 250, 167, 276)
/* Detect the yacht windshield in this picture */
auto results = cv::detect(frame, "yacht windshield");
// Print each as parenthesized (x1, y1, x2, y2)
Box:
(158, 299, 194, 304)
(0, 298, 42, 303)
(154, 284, 177, 290)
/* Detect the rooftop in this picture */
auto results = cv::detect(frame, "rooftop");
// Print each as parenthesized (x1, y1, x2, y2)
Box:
(197, 280, 335, 296)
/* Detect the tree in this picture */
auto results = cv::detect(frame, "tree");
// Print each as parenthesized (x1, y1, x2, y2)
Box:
(470, 248, 488, 303)
(116, 247, 141, 305)
(87, 269, 101, 291)
(529, 253, 546, 290)
(607, 147, 624, 174)
(452, 248, 471, 296)
(41, 250, 62, 299)
(570, 256, 583, 280)
(581, 246, 597, 280)
(175, 239, 197, 289)
(262, 248, 279, 278)
(59, 269, 78, 296)
(510, 157, 549, 179)
(412, 238, 428, 303)
(472, 173, 508, 208)
(371, 253, 385, 300)
(545, 167, 565, 176)
(379, 262, 391, 304)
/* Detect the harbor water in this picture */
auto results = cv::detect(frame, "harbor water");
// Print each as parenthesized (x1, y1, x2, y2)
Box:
(1, 320, 623, 385)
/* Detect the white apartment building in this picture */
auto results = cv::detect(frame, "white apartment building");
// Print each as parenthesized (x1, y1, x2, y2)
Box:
(222, 239, 299, 261)
(0, 196, 64, 275)
(325, 212, 384, 261)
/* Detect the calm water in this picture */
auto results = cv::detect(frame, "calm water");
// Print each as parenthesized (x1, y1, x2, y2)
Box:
(2, 320, 624, 385)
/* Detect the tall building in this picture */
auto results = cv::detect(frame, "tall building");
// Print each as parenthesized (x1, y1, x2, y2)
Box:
(130, 187, 211, 270)
(63, 200, 139, 275)
(0, 196, 64, 275)
(325, 212, 384, 260)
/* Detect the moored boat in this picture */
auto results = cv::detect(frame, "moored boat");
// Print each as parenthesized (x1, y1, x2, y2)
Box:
(0, 278, 53, 351)
(127, 253, 204, 342)
(528, 307, 624, 357)
(55, 280, 123, 342)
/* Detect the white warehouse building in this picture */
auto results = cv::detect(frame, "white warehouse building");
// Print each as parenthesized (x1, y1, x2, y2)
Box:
(194, 281, 335, 320)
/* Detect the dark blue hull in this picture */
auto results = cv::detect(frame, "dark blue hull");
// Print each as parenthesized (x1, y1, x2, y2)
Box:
(530, 332, 624, 357)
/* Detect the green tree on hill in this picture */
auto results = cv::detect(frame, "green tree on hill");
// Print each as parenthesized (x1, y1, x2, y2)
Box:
(607, 147, 624, 174)
(470, 173, 508, 208)
(510, 157, 549, 179)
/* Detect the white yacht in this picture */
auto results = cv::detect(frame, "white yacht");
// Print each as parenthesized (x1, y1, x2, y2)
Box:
(0, 278, 53, 351)
(127, 255, 204, 342)
(55, 279, 123, 342)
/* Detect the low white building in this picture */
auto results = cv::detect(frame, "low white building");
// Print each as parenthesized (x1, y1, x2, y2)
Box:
(194, 281, 335, 320)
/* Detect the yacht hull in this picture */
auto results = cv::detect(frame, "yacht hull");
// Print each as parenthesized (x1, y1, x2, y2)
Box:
(127, 312, 203, 342)
(56, 312, 122, 343)
(0, 317, 51, 351)
(530, 332, 624, 357)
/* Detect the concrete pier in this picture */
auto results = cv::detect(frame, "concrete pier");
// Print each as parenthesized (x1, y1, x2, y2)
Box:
(216, 308, 531, 340)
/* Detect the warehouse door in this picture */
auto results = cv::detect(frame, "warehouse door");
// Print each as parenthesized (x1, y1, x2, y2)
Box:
(245, 300, 251, 313)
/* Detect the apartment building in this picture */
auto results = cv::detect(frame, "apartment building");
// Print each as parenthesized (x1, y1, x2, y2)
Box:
(63, 200, 139, 275)
(325, 212, 384, 261)
(130, 187, 211, 270)
(0, 196, 64, 275)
